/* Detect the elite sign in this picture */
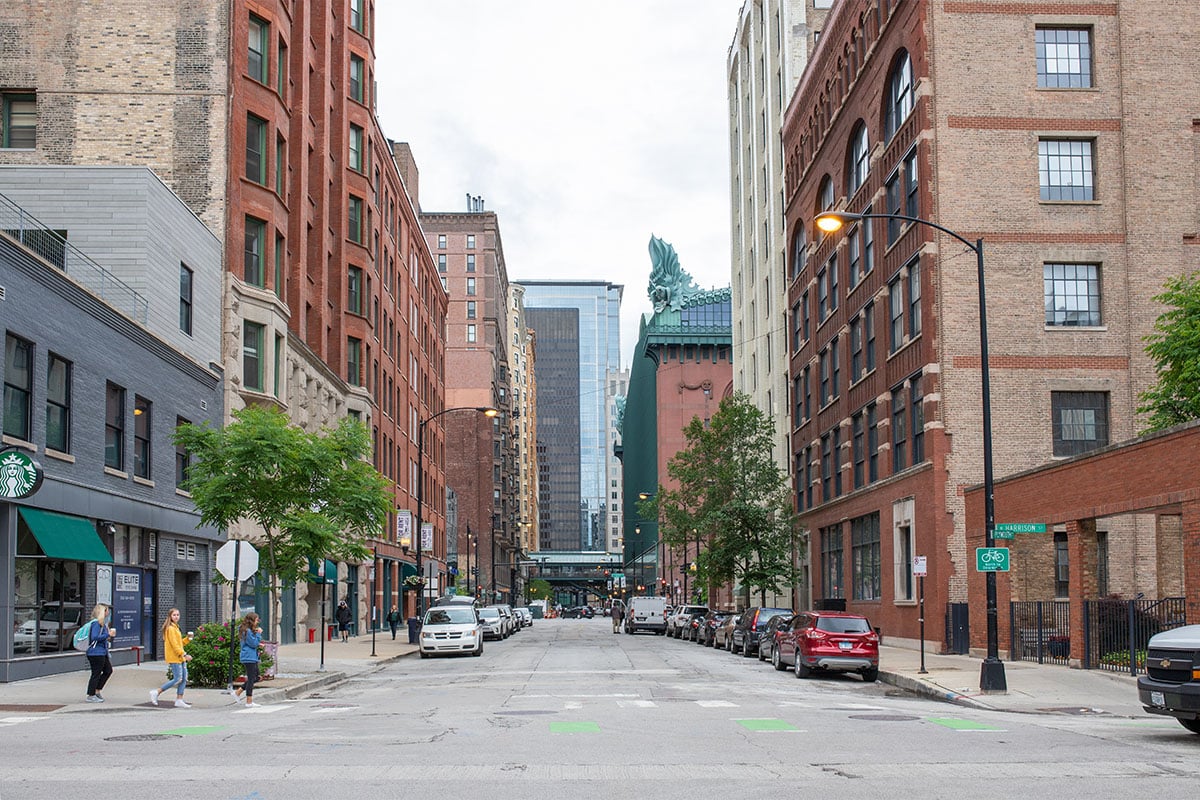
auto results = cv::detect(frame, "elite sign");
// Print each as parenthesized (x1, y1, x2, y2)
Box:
(0, 449, 44, 499)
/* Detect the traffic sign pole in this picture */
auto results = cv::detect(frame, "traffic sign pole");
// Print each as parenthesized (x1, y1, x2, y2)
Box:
(226, 542, 240, 692)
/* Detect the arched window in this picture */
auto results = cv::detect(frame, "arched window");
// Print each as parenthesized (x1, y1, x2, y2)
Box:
(791, 225, 808, 279)
(848, 122, 869, 195)
(885, 51, 913, 140)
(817, 174, 835, 218)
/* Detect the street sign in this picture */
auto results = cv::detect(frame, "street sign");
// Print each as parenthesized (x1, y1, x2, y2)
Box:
(215, 540, 259, 581)
(993, 529, 1015, 540)
(995, 522, 1047, 534)
(912, 556, 927, 577)
(975, 547, 1010, 572)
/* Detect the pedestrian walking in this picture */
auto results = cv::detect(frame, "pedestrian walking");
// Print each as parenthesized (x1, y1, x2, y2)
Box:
(84, 603, 116, 703)
(612, 601, 625, 634)
(233, 612, 263, 708)
(149, 608, 193, 708)
(386, 605, 402, 640)
(335, 600, 352, 642)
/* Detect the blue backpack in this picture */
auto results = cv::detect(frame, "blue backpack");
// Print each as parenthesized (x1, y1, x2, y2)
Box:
(72, 620, 97, 652)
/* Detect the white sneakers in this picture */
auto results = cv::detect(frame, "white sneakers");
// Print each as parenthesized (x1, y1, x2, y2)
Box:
(235, 692, 246, 706)
(149, 690, 159, 706)
(174, 699, 192, 708)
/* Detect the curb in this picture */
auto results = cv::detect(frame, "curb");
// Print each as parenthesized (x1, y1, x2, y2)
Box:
(252, 650, 414, 704)
(878, 669, 998, 711)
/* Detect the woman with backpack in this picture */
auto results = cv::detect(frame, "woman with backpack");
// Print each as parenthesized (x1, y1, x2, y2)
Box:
(149, 608, 193, 708)
(233, 612, 262, 708)
(84, 603, 116, 703)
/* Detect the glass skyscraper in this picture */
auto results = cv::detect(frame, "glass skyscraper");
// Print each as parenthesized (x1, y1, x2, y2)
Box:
(517, 281, 622, 551)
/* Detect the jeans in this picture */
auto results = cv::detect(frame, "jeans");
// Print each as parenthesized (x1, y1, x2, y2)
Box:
(242, 661, 260, 699)
(159, 662, 188, 696)
(86, 655, 112, 696)
(389, 623, 398, 639)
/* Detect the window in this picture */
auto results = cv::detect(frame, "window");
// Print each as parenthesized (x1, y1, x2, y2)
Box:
(904, 149, 919, 219)
(349, 55, 365, 102)
(791, 225, 807, 278)
(818, 175, 835, 214)
(801, 290, 810, 341)
(346, 337, 362, 386)
(830, 336, 840, 402)
(891, 384, 907, 473)
(803, 444, 815, 510)
(466, 254, 476, 272)
(348, 195, 363, 243)
(1051, 391, 1108, 456)
(275, 133, 286, 196)
(2, 92, 36, 148)
(889, 276, 904, 352)
(243, 322, 265, 391)
(3, 334, 32, 440)
(349, 124, 364, 172)
(437, 254, 446, 272)
(820, 430, 835, 501)
(907, 260, 921, 338)
(248, 15, 269, 84)
(821, 525, 844, 599)
(133, 396, 151, 479)
(848, 122, 869, 194)
(893, 500, 915, 602)
(105, 382, 125, 470)
(885, 51, 913, 140)
(467, 234, 475, 249)
(1039, 139, 1094, 201)
(1054, 531, 1069, 597)
(819, 347, 831, 406)
(1096, 530, 1109, 596)
(438, 234, 447, 249)
(350, 0, 365, 32)
(867, 403, 879, 482)
(274, 233, 285, 298)
(175, 263, 193, 335)
(885, 170, 902, 244)
(466, 300, 477, 320)
(817, 267, 829, 322)
(851, 513, 880, 600)
(245, 114, 267, 184)
(244, 216, 266, 287)
(175, 417, 191, 488)
(1036, 27, 1092, 88)
(801, 365, 811, 422)
(828, 254, 839, 316)
(1044, 263, 1101, 326)
(910, 375, 924, 465)
(277, 41, 288, 98)
(45, 353, 71, 452)
(347, 266, 364, 314)
(273, 333, 283, 399)
(850, 313, 865, 383)
(852, 411, 865, 489)
(466, 277, 476, 296)
(864, 300, 876, 374)
(466, 324, 477, 343)
(791, 302, 802, 352)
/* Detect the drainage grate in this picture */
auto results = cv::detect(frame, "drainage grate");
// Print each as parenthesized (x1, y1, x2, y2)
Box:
(105, 734, 182, 742)
(494, 710, 557, 716)
(848, 714, 922, 722)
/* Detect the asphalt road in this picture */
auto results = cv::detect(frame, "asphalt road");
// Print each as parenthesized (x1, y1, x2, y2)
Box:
(2, 617, 1198, 799)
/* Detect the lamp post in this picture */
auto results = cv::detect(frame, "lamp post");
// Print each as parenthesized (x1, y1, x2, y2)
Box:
(416, 406, 498, 620)
(815, 210, 1005, 692)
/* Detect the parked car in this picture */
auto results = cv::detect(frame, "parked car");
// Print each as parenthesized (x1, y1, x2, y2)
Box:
(490, 604, 517, 636)
(477, 606, 506, 641)
(512, 607, 533, 627)
(756, 613, 795, 662)
(625, 596, 668, 635)
(12, 603, 85, 654)
(731, 607, 792, 658)
(774, 611, 880, 681)
(668, 604, 709, 639)
(696, 610, 732, 646)
(1137, 624, 1200, 734)
(714, 612, 743, 650)
(418, 605, 483, 658)
(683, 610, 708, 642)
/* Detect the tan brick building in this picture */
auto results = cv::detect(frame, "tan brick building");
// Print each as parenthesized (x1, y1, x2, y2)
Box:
(782, 0, 1199, 651)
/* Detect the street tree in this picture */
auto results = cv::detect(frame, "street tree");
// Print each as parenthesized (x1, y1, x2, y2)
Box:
(527, 579, 553, 602)
(644, 392, 801, 607)
(1138, 271, 1200, 432)
(174, 405, 392, 639)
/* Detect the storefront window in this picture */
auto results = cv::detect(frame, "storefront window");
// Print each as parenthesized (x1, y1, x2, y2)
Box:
(13, 557, 85, 656)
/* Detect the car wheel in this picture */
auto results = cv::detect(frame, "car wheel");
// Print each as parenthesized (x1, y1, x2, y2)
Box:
(772, 647, 786, 671)
(473, 642, 483, 657)
(420, 650, 429, 659)
(725, 636, 733, 652)
(861, 667, 878, 682)
(757, 644, 767, 661)
(794, 657, 811, 679)
(743, 639, 755, 658)
(1178, 718, 1200, 734)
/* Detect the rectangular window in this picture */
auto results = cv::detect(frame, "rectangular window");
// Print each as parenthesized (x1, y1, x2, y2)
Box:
(1044, 262, 1101, 326)
(791, 302, 802, 352)
(1036, 27, 1092, 89)
(804, 444, 814, 510)
(802, 365, 811, 422)
(850, 313, 864, 382)
(1051, 391, 1109, 456)
(466, 254, 476, 272)
(3, 334, 32, 441)
(1096, 530, 1109, 596)
(848, 226, 862, 289)
(830, 336, 840, 401)
(1054, 531, 1069, 597)
(892, 385, 907, 473)
(246, 113, 267, 184)
(1039, 139, 1094, 201)
(851, 512, 881, 600)
(910, 376, 924, 465)
(243, 322, 265, 391)
(862, 207, 874, 277)
(349, 124, 364, 172)
(792, 376, 803, 425)
(908, 261, 921, 338)
(105, 382, 125, 470)
(248, 15, 269, 84)
(133, 396, 151, 479)
(438, 234, 447, 249)
(821, 525, 844, 599)
(467, 324, 477, 343)
(817, 267, 829, 322)
(347, 266, 364, 314)
(864, 300, 876, 373)
(852, 411, 865, 489)
(273, 333, 283, 399)
(801, 290, 810, 341)
(350, 0, 365, 32)
(904, 149, 919, 219)
(894, 506, 915, 602)
(867, 403, 879, 482)
(349, 55, 365, 102)
(348, 195, 363, 244)
(45, 353, 71, 453)
(467, 234, 476, 249)
(820, 431, 833, 501)
(466, 300, 477, 320)
(275, 133, 285, 195)
(347, 336, 362, 386)
(274, 233, 285, 298)
(828, 254, 838, 315)
(277, 41, 288, 98)
(466, 277, 476, 296)
(175, 417, 191, 488)
(885, 171, 902, 244)
(2, 92, 37, 149)
(832, 425, 842, 497)
(244, 216, 266, 287)
(889, 277, 904, 352)
(819, 347, 830, 406)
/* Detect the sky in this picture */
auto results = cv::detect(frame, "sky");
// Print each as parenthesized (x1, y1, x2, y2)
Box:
(374, 1, 746, 368)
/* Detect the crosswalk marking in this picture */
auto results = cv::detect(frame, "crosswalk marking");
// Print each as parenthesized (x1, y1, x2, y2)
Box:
(234, 704, 285, 714)
(616, 700, 656, 708)
(0, 716, 43, 727)
(697, 700, 738, 708)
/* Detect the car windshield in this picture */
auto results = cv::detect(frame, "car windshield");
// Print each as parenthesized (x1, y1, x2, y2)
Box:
(478, 608, 500, 619)
(816, 616, 872, 634)
(424, 608, 476, 625)
(40, 607, 82, 623)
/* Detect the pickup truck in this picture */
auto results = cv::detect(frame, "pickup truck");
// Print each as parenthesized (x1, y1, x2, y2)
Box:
(1136, 624, 1200, 734)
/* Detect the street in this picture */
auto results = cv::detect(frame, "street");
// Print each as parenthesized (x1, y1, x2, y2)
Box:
(1, 617, 1197, 799)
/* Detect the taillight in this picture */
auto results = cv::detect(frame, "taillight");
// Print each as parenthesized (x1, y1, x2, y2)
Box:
(751, 610, 760, 629)
(864, 631, 879, 644)
(805, 628, 827, 640)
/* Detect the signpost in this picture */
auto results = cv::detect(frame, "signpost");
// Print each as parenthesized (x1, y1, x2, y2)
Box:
(994, 522, 1046, 540)
(215, 540, 260, 691)
(913, 556, 928, 674)
(976, 547, 1010, 572)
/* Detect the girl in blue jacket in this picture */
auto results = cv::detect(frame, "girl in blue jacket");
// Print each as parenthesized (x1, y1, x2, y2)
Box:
(233, 612, 263, 707)
(85, 604, 116, 703)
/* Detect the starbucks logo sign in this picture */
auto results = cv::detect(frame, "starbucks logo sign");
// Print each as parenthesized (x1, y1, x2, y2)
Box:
(0, 450, 43, 499)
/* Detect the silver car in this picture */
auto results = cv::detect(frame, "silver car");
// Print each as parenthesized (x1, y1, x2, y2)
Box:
(477, 606, 506, 640)
(418, 606, 483, 658)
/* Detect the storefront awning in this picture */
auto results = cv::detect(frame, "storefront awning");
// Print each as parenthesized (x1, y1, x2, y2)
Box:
(400, 561, 419, 580)
(18, 507, 114, 563)
(306, 558, 337, 585)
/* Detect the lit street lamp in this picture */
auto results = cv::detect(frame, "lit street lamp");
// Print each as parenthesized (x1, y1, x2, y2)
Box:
(814, 210, 1006, 693)
(416, 405, 498, 620)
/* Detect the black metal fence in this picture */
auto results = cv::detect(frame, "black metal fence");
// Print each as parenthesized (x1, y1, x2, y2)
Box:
(1082, 597, 1187, 675)
(1009, 601, 1071, 666)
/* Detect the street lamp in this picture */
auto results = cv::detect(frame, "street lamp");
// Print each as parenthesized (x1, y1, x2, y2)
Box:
(814, 209, 1005, 692)
(416, 405, 498, 620)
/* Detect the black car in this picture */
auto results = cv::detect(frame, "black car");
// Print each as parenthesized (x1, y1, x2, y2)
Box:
(755, 613, 795, 661)
(730, 607, 792, 657)
(696, 610, 732, 647)
(684, 610, 708, 642)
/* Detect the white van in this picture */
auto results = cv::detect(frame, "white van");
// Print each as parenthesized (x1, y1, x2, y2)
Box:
(624, 596, 668, 635)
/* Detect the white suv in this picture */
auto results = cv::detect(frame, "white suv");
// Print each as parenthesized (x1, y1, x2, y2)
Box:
(667, 604, 709, 639)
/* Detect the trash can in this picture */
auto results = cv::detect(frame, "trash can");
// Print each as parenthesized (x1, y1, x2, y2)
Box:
(407, 617, 420, 644)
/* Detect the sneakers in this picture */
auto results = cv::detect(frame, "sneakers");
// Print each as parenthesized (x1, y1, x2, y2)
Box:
(149, 690, 159, 706)
(244, 701, 256, 708)
(85, 695, 103, 703)
(234, 692, 246, 706)
(94, 693, 105, 702)
(174, 699, 192, 708)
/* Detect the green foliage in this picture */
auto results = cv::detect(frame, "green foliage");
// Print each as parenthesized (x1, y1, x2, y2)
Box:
(183, 622, 274, 688)
(1138, 272, 1200, 432)
(527, 579, 553, 601)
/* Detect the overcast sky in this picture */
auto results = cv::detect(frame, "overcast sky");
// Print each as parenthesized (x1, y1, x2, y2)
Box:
(374, 1, 745, 368)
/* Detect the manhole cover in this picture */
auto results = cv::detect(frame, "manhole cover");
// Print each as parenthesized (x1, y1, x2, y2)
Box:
(494, 710, 557, 716)
(848, 714, 921, 722)
(104, 734, 182, 742)
(1037, 706, 1109, 716)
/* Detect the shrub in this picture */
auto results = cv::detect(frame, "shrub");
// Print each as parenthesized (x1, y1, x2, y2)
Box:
(184, 621, 275, 688)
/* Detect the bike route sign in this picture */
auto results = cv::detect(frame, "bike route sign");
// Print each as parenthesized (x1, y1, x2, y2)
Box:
(975, 547, 1010, 572)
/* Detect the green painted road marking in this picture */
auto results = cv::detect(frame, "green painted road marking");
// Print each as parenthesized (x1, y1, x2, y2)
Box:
(736, 718, 799, 732)
(549, 721, 600, 734)
(159, 726, 226, 736)
(927, 717, 1001, 731)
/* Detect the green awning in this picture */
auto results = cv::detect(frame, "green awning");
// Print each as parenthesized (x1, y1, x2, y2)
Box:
(400, 562, 419, 580)
(306, 558, 337, 585)
(18, 507, 113, 563)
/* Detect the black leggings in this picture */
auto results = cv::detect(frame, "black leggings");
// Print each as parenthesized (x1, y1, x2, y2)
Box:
(242, 661, 260, 698)
(87, 655, 112, 696)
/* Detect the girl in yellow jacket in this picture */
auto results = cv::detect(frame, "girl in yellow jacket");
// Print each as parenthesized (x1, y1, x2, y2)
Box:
(149, 608, 193, 708)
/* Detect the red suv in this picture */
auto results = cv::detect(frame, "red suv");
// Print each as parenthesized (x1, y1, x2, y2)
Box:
(773, 611, 879, 682)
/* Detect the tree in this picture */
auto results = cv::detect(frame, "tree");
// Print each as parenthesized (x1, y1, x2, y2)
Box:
(527, 579, 553, 602)
(645, 393, 801, 607)
(174, 406, 392, 640)
(1138, 271, 1200, 432)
